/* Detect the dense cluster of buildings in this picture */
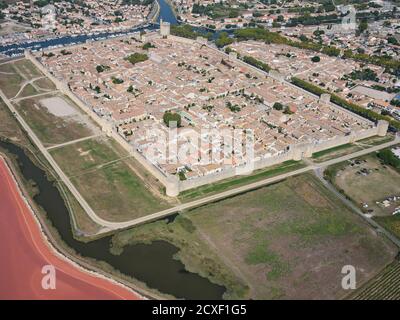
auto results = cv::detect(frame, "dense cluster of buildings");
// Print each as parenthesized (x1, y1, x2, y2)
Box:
(0, 0, 151, 45)
(230, 40, 400, 117)
(281, 19, 400, 60)
(38, 30, 374, 181)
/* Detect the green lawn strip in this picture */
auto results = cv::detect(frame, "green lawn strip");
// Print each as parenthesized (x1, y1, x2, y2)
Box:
(357, 135, 394, 146)
(312, 143, 355, 159)
(179, 160, 305, 201)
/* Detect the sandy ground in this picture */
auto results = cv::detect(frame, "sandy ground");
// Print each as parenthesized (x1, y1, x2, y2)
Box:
(0, 158, 142, 300)
(40, 97, 78, 117)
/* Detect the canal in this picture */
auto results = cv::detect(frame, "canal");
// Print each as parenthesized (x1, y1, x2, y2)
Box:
(0, 0, 178, 57)
(157, 0, 178, 25)
(0, 140, 225, 299)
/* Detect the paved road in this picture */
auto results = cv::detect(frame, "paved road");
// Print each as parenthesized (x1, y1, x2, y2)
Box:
(2, 86, 399, 232)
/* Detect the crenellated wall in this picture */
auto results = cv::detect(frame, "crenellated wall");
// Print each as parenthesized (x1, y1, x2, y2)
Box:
(25, 37, 389, 197)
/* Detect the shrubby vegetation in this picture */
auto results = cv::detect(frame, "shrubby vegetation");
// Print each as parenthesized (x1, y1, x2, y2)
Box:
(122, 0, 153, 5)
(124, 52, 148, 65)
(96, 65, 110, 73)
(377, 149, 400, 171)
(171, 24, 211, 40)
(286, 13, 339, 27)
(163, 111, 182, 127)
(192, 3, 239, 19)
(349, 68, 378, 81)
(215, 32, 233, 48)
(242, 55, 271, 73)
(311, 56, 320, 63)
(142, 42, 156, 50)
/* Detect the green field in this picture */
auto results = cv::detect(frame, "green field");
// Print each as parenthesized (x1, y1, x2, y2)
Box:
(50, 137, 126, 176)
(0, 59, 47, 99)
(52, 136, 170, 222)
(18, 84, 39, 98)
(13, 59, 43, 79)
(112, 173, 397, 299)
(0, 97, 31, 146)
(71, 159, 169, 221)
(33, 77, 56, 91)
(0, 63, 24, 98)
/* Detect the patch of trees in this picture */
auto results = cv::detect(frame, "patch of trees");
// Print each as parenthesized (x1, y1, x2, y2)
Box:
(242, 55, 271, 73)
(163, 111, 182, 127)
(377, 149, 400, 170)
(215, 32, 233, 48)
(122, 0, 153, 6)
(391, 99, 400, 107)
(43, 52, 55, 58)
(142, 42, 156, 50)
(60, 49, 72, 55)
(124, 52, 148, 65)
(349, 68, 378, 81)
(192, 3, 239, 19)
(96, 65, 110, 73)
(388, 37, 399, 45)
(358, 19, 368, 34)
(170, 24, 207, 40)
(111, 77, 124, 84)
(226, 101, 241, 112)
(287, 13, 339, 27)
(321, 46, 340, 57)
(311, 56, 320, 63)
